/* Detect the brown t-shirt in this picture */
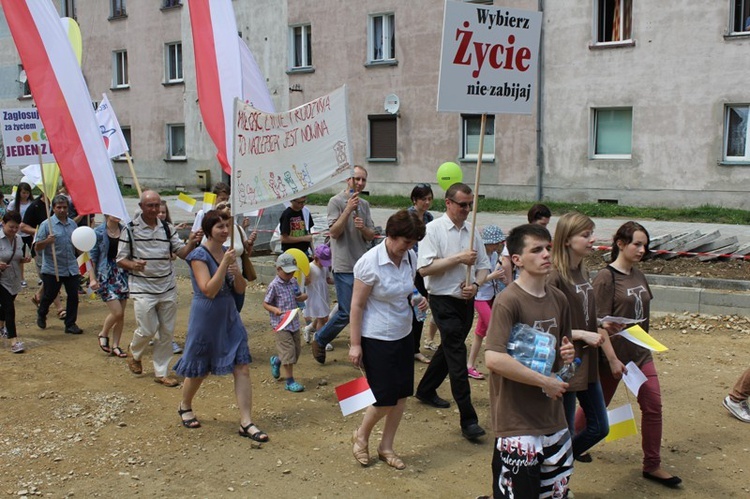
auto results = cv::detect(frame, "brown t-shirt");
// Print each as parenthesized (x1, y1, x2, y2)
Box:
(548, 267, 599, 390)
(486, 282, 572, 438)
(592, 265, 653, 368)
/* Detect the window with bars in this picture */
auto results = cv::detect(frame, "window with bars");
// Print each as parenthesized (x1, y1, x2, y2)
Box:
(368, 115, 397, 160)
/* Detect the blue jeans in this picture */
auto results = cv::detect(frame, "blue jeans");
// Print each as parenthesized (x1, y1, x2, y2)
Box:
(563, 381, 609, 458)
(315, 272, 353, 347)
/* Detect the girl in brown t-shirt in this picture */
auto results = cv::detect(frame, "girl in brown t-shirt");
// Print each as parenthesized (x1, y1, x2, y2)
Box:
(582, 222, 682, 488)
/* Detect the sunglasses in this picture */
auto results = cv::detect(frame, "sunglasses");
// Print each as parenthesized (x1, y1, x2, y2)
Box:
(416, 183, 431, 189)
(448, 199, 473, 209)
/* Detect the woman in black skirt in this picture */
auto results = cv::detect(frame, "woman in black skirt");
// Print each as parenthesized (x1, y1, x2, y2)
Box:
(348, 210, 425, 470)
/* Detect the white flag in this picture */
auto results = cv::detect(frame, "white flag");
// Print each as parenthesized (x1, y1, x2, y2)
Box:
(95, 94, 129, 159)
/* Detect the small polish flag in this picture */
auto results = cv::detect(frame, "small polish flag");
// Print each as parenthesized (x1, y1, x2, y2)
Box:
(335, 377, 376, 417)
(274, 309, 299, 332)
(175, 193, 197, 213)
(605, 403, 638, 443)
(77, 252, 92, 276)
(202, 192, 217, 213)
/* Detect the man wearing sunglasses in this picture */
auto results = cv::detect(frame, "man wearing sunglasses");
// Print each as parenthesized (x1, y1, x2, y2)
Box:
(414, 182, 490, 441)
(311, 166, 376, 364)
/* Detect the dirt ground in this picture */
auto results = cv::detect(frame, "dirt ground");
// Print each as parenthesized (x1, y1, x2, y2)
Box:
(585, 251, 750, 281)
(1, 270, 749, 499)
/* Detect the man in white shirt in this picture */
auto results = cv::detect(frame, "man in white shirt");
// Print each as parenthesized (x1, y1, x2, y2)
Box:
(415, 183, 490, 440)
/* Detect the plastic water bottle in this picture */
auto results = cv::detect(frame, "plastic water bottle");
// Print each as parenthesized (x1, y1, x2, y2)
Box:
(411, 289, 427, 322)
(507, 323, 557, 376)
(293, 283, 306, 310)
(556, 358, 581, 382)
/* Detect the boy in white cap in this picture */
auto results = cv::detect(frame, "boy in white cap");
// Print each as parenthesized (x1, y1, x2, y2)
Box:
(263, 253, 307, 392)
(467, 225, 508, 380)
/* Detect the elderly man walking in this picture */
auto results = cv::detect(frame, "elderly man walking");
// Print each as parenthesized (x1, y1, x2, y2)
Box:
(117, 190, 198, 387)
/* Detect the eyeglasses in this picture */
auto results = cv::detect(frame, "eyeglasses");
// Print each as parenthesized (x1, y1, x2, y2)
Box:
(448, 199, 473, 209)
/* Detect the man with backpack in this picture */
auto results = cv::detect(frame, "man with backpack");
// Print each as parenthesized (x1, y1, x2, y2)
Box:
(117, 190, 199, 387)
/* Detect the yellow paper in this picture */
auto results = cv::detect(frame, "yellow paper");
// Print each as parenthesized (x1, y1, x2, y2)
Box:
(40, 163, 61, 199)
(622, 324, 668, 352)
(605, 404, 638, 442)
(202, 192, 217, 212)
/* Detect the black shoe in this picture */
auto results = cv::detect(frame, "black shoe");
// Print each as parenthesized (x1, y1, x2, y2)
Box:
(642, 471, 682, 488)
(415, 393, 450, 409)
(461, 423, 486, 440)
(37, 315, 46, 329)
(311, 339, 326, 364)
(65, 324, 83, 335)
(575, 452, 593, 463)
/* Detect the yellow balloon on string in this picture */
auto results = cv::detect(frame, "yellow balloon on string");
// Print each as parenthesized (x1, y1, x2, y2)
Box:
(284, 248, 310, 277)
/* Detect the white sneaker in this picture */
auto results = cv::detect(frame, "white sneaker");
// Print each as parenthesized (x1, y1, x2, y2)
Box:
(11, 341, 25, 354)
(325, 343, 334, 352)
(723, 395, 750, 423)
(303, 324, 314, 344)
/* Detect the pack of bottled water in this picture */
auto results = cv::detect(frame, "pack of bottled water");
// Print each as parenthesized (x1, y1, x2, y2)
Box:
(506, 323, 557, 376)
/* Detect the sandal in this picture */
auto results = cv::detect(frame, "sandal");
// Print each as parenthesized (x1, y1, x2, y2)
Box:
(31, 296, 40, 308)
(178, 404, 201, 429)
(239, 422, 269, 442)
(111, 346, 128, 358)
(377, 449, 406, 470)
(414, 353, 431, 364)
(57, 310, 67, 320)
(98, 335, 111, 353)
(352, 429, 369, 466)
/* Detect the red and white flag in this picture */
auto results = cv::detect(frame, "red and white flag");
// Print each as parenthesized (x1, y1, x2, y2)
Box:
(188, 0, 274, 174)
(96, 94, 129, 159)
(1, 0, 128, 221)
(335, 377, 376, 417)
(274, 309, 299, 332)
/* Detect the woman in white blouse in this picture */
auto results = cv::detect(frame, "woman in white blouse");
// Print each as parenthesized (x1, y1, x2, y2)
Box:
(348, 210, 426, 470)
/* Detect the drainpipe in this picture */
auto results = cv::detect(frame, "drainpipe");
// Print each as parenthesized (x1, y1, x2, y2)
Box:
(535, 0, 544, 201)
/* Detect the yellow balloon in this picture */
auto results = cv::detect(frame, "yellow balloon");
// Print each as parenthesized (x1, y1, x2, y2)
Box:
(61, 18, 83, 67)
(284, 248, 310, 276)
(293, 270, 301, 283)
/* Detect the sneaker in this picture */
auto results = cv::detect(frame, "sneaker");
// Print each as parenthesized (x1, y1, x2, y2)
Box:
(285, 381, 305, 392)
(424, 341, 438, 351)
(21, 280, 27, 288)
(723, 395, 750, 423)
(325, 343, 334, 352)
(10, 341, 25, 354)
(0, 327, 7, 339)
(270, 355, 281, 380)
(467, 367, 485, 380)
(303, 324, 314, 344)
(172, 341, 183, 354)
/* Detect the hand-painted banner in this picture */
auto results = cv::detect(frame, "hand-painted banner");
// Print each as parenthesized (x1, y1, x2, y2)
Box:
(0, 108, 55, 165)
(232, 85, 353, 214)
(437, 0, 542, 114)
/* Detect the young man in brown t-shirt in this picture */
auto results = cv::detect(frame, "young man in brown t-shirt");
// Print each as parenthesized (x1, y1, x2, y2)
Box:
(485, 224, 575, 498)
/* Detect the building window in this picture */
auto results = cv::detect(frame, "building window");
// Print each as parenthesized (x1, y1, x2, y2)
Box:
(368, 115, 397, 161)
(162, 0, 182, 8)
(731, 1, 750, 33)
(461, 115, 495, 160)
(165, 42, 183, 83)
(592, 108, 632, 158)
(368, 14, 395, 62)
(62, 0, 76, 19)
(110, 0, 126, 18)
(18, 65, 31, 98)
(112, 50, 129, 88)
(115, 127, 132, 160)
(167, 124, 186, 159)
(594, 0, 632, 44)
(724, 105, 750, 161)
(289, 24, 312, 69)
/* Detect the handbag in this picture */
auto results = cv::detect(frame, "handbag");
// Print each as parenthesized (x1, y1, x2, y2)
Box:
(241, 251, 256, 282)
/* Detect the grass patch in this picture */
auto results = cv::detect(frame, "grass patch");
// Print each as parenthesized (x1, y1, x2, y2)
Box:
(306, 194, 750, 225)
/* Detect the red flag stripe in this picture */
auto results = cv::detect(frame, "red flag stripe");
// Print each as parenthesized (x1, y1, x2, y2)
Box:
(335, 377, 371, 401)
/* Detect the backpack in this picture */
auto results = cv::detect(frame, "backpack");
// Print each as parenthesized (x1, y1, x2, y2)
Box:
(126, 219, 172, 259)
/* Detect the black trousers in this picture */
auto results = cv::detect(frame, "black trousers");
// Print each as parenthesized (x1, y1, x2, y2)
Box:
(416, 294, 478, 427)
(39, 273, 79, 328)
(0, 284, 18, 339)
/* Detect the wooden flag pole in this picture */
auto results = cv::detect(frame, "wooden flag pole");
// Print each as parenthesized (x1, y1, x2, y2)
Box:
(465, 113, 487, 286)
(36, 154, 59, 282)
(123, 151, 142, 197)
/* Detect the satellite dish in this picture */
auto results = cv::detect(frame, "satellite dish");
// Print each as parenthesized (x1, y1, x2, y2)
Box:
(18, 70, 27, 84)
(384, 94, 400, 115)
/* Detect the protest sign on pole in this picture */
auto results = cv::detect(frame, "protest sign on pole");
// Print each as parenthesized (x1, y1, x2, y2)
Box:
(231, 85, 353, 214)
(436, 0, 542, 283)
(0, 108, 55, 166)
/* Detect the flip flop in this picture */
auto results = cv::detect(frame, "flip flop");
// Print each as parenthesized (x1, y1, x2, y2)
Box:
(57, 310, 67, 320)
(97, 335, 111, 354)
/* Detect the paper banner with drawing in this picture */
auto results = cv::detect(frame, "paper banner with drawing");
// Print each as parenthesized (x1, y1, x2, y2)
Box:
(231, 85, 353, 214)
